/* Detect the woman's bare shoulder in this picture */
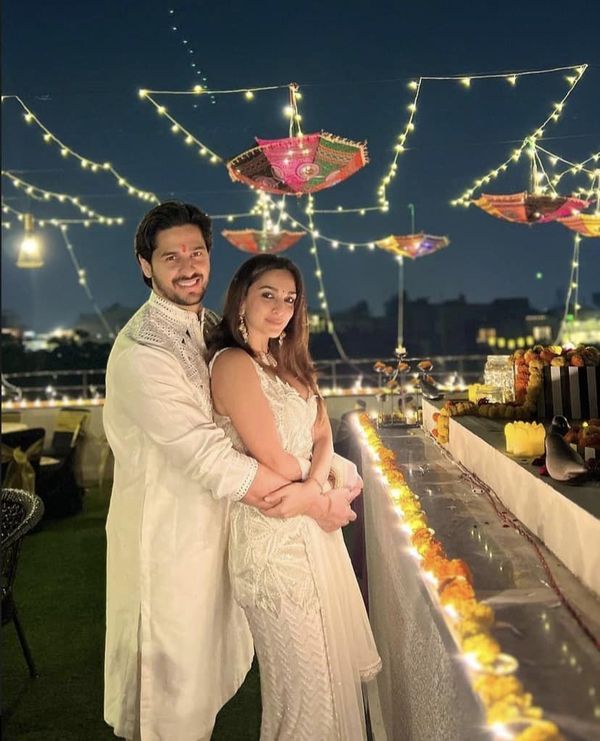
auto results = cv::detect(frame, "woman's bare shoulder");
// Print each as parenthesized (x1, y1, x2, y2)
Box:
(211, 347, 254, 377)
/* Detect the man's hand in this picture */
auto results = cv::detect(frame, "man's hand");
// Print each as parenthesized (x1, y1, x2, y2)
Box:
(244, 475, 363, 528)
(260, 481, 321, 519)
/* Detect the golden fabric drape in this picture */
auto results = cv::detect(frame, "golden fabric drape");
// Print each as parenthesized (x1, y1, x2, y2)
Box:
(1, 438, 44, 494)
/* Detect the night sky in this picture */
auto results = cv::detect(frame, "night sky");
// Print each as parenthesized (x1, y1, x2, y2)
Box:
(2, 0, 599, 333)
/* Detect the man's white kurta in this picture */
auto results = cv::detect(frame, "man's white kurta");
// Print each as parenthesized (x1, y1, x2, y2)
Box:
(103, 293, 256, 741)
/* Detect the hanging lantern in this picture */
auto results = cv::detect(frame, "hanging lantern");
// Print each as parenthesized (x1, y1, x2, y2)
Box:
(17, 213, 44, 268)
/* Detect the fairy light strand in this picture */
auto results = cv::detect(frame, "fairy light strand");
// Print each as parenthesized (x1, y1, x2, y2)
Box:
(556, 235, 582, 344)
(452, 64, 588, 206)
(1, 199, 116, 228)
(141, 83, 287, 96)
(166, 7, 216, 104)
(377, 76, 422, 210)
(139, 91, 223, 164)
(1, 95, 159, 204)
(2, 170, 124, 224)
(305, 195, 351, 361)
(58, 225, 116, 339)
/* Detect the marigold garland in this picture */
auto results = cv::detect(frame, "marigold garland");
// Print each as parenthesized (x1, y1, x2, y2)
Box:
(357, 413, 563, 741)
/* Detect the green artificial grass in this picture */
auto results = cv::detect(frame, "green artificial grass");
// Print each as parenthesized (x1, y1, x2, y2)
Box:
(1, 488, 261, 740)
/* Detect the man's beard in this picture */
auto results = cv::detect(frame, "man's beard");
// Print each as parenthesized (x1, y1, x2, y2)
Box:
(153, 273, 207, 307)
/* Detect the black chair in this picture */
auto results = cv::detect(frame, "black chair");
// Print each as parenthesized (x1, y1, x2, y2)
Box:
(42, 408, 90, 459)
(37, 409, 89, 518)
(1, 487, 44, 676)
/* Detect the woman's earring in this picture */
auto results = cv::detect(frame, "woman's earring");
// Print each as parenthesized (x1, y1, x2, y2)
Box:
(238, 314, 249, 343)
(278, 330, 286, 347)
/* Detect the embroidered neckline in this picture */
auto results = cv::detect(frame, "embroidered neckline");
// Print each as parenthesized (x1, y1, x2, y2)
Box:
(254, 361, 316, 404)
(148, 291, 205, 333)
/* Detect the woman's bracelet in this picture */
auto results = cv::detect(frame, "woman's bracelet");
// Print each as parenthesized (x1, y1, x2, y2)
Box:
(306, 475, 324, 495)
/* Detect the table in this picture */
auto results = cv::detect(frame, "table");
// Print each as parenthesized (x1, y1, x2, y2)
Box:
(421, 398, 600, 596)
(357, 422, 600, 740)
(1, 422, 28, 434)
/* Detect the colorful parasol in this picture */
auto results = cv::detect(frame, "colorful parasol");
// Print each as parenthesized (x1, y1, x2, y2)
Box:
(221, 228, 305, 254)
(557, 212, 600, 238)
(227, 132, 368, 196)
(227, 84, 368, 196)
(472, 192, 590, 224)
(375, 232, 450, 259)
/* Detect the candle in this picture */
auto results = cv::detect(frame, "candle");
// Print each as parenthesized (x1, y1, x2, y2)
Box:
(504, 422, 545, 457)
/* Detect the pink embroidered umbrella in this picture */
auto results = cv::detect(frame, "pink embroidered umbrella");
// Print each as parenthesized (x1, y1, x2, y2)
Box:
(227, 83, 367, 196)
(472, 192, 590, 224)
(558, 212, 600, 238)
(227, 132, 368, 196)
(221, 228, 305, 254)
(375, 233, 450, 259)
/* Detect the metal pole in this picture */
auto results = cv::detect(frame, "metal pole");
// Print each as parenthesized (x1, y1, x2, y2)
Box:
(397, 204, 415, 354)
(396, 256, 404, 354)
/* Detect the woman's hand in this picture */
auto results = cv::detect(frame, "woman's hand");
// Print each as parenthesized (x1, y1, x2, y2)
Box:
(262, 480, 358, 531)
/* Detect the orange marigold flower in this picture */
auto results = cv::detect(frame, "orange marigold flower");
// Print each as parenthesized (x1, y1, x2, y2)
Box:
(430, 558, 473, 585)
(439, 579, 476, 605)
(474, 675, 524, 706)
(462, 634, 502, 666)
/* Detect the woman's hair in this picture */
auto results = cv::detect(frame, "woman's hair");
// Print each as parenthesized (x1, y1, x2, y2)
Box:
(206, 254, 320, 401)
(134, 201, 212, 287)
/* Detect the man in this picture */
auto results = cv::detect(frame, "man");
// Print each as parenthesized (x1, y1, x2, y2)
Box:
(103, 201, 359, 741)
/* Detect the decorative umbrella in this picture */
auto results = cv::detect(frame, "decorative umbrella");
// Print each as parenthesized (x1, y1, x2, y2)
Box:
(221, 228, 305, 254)
(228, 132, 368, 196)
(227, 84, 368, 195)
(472, 192, 589, 224)
(375, 232, 450, 259)
(558, 212, 600, 238)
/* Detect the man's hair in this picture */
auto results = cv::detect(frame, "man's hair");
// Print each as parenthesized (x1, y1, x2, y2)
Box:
(134, 201, 212, 287)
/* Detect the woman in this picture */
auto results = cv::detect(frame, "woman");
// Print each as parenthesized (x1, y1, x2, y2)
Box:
(207, 254, 381, 740)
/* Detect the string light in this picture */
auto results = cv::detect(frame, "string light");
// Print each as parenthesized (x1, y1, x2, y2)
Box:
(165, 7, 217, 105)
(139, 91, 223, 163)
(305, 194, 351, 361)
(140, 82, 286, 98)
(556, 235, 582, 344)
(311, 204, 382, 215)
(2, 170, 124, 224)
(1, 199, 119, 228)
(58, 225, 115, 338)
(1, 95, 159, 204)
(451, 64, 588, 206)
(534, 146, 600, 195)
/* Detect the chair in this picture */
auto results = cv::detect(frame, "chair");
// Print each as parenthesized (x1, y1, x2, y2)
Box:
(1, 487, 44, 676)
(37, 410, 88, 518)
(42, 408, 90, 460)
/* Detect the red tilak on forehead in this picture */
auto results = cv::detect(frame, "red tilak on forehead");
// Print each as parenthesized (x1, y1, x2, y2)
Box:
(179, 244, 189, 252)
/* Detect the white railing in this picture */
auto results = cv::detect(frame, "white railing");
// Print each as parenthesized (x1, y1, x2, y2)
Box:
(3, 355, 487, 401)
